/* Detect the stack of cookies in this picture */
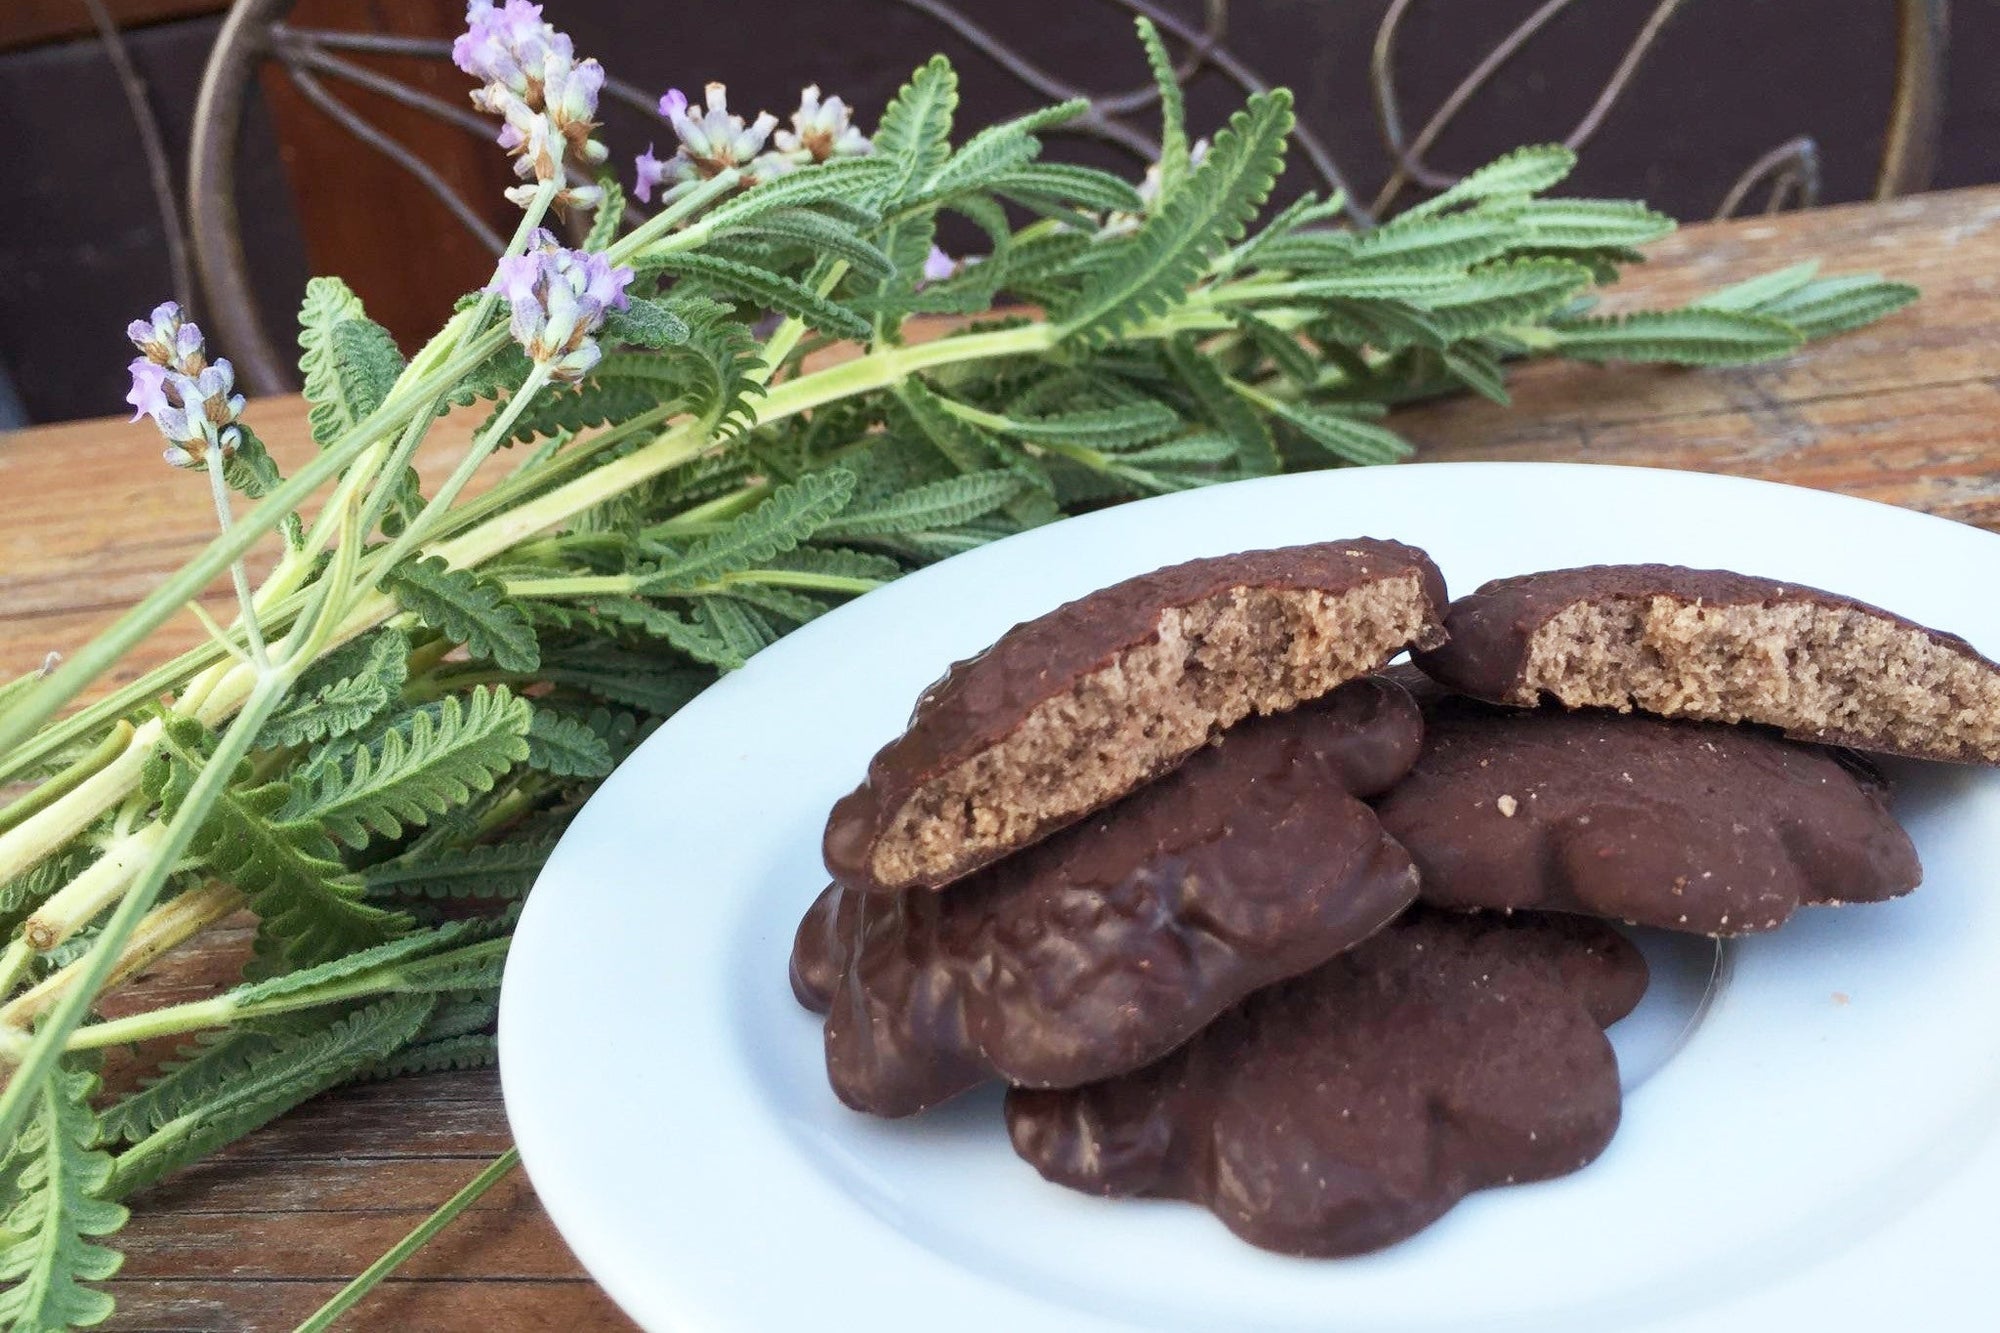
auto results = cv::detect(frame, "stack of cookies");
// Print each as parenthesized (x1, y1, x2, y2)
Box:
(789, 540, 2000, 1257)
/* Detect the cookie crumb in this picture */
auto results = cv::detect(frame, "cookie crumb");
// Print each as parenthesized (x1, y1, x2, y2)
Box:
(1496, 794, 1519, 818)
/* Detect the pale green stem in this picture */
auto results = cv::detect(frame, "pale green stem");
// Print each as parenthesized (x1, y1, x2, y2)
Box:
(205, 448, 269, 669)
(17, 822, 170, 953)
(0, 674, 289, 1148)
(0, 942, 31, 998)
(0, 722, 134, 837)
(291, 1149, 522, 1333)
(0, 718, 160, 888)
(184, 599, 252, 668)
(609, 170, 745, 263)
(644, 482, 771, 535)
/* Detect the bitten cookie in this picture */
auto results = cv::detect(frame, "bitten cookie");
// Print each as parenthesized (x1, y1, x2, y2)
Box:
(1413, 563, 2000, 763)
(1374, 690, 1921, 935)
(794, 677, 1425, 1117)
(824, 539, 1448, 894)
(1005, 909, 1647, 1258)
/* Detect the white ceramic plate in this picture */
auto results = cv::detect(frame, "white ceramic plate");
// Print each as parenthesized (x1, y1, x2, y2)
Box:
(500, 463, 2000, 1333)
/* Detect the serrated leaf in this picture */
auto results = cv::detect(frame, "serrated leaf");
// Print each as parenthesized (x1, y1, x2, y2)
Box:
(1549, 307, 1804, 364)
(0, 1064, 125, 1331)
(873, 55, 959, 204)
(641, 470, 854, 589)
(1120, 433, 1240, 467)
(821, 471, 1025, 537)
(535, 649, 711, 717)
(1135, 18, 1189, 201)
(1505, 198, 1675, 249)
(585, 175, 626, 251)
(105, 997, 432, 1200)
(363, 838, 558, 902)
(150, 718, 408, 967)
(713, 583, 833, 625)
(444, 342, 534, 409)
(600, 296, 691, 349)
(1232, 310, 1320, 384)
(1421, 259, 1594, 338)
(594, 599, 745, 671)
(1693, 260, 1822, 312)
(285, 687, 532, 849)
(1060, 90, 1293, 342)
(1404, 144, 1577, 218)
(1164, 335, 1279, 475)
(1272, 403, 1413, 465)
(741, 210, 895, 280)
(1349, 211, 1518, 269)
(525, 707, 615, 778)
(993, 163, 1145, 216)
(685, 156, 894, 234)
(1754, 276, 1918, 339)
(999, 401, 1181, 449)
(222, 919, 492, 1011)
(297, 277, 406, 449)
(695, 597, 778, 663)
(497, 374, 660, 444)
(1443, 343, 1512, 404)
(1311, 298, 1449, 352)
(762, 547, 904, 581)
(654, 251, 871, 341)
(358, 1033, 499, 1081)
(1289, 268, 1475, 301)
(386, 556, 541, 673)
(255, 627, 409, 750)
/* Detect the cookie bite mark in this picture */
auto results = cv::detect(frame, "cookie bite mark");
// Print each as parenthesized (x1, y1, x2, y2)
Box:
(801, 679, 1425, 1116)
(1374, 696, 1922, 937)
(1005, 909, 1646, 1258)
(826, 540, 1448, 894)
(1416, 564, 2000, 763)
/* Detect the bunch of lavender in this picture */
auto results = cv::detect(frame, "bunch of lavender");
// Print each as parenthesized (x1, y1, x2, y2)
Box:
(0, 1, 1915, 1325)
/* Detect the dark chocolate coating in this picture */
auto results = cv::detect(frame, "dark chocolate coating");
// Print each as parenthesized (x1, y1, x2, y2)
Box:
(824, 539, 1448, 894)
(1006, 909, 1647, 1258)
(1414, 563, 2000, 762)
(1375, 695, 1922, 935)
(795, 677, 1426, 1116)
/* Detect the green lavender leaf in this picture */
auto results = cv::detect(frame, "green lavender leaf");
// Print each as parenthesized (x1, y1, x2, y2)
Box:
(641, 470, 855, 589)
(595, 600, 745, 671)
(1271, 403, 1413, 465)
(999, 401, 1182, 449)
(386, 556, 541, 673)
(255, 627, 409, 751)
(524, 707, 615, 779)
(297, 277, 406, 450)
(1693, 260, 1822, 312)
(1747, 275, 1919, 340)
(712, 584, 833, 626)
(695, 597, 779, 663)
(1549, 307, 1804, 364)
(105, 997, 433, 1201)
(1505, 198, 1675, 249)
(98, 1031, 283, 1145)
(0, 1063, 124, 1331)
(1442, 342, 1512, 405)
(652, 252, 871, 341)
(359, 1033, 497, 1081)
(686, 156, 894, 234)
(499, 375, 659, 444)
(1059, 90, 1293, 342)
(820, 471, 1026, 537)
(148, 718, 409, 967)
(220, 919, 495, 1011)
(1232, 310, 1320, 384)
(862, 55, 960, 337)
(534, 648, 711, 717)
(741, 210, 896, 280)
(1163, 335, 1279, 475)
(1403, 143, 1577, 218)
(600, 296, 691, 349)
(993, 162, 1146, 216)
(285, 687, 533, 849)
(584, 174, 626, 251)
(1135, 18, 1189, 201)
(1345, 211, 1517, 269)
(762, 547, 904, 581)
(362, 838, 559, 902)
(1422, 259, 1595, 339)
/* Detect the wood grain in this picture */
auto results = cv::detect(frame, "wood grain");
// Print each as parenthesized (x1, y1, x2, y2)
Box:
(2, 187, 1996, 1332)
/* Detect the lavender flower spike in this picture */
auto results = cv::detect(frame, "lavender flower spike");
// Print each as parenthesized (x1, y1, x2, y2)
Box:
(127, 301, 205, 373)
(457, 0, 607, 210)
(657, 82, 779, 185)
(488, 229, 634, 384)
(454, 1, 566, 104)
(124, 304, 246, 467)
(772, 85, 871, 164)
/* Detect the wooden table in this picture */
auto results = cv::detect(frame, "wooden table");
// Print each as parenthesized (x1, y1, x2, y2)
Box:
(4, 185, 1999, 1332)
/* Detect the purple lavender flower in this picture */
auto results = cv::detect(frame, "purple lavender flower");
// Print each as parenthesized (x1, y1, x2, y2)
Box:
(125, 304, 247, 467)
(126, 301, 205, 373)
(633, 146, 668, 204)
(126, 359, 171, 423)
(454, 1, 567, 103)
(457, 1, 606, 210)
(772, 85, 871, 164)
(655, 83, 779, 186)
(488, 229, 634, 383)
(920, 246, 958, 285)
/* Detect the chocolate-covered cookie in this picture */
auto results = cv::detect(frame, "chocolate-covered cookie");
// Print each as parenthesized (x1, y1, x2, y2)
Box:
(1414, 563, 2000, 763)
(824, 539, 1448, 894)
(1006, 909, 1646, 1258)
(795, 677, 1425, 1116)
(1375, 693, 1921, 935)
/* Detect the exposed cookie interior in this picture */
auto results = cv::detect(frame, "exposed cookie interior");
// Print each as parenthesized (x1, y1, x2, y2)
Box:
(1520, 594, 2000, 760)
(868, 573, 1434, 889)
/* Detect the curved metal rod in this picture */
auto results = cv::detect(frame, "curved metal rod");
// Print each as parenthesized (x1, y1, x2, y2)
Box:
(284, 65, 508, 254)
(189, 0, 293, 393)
(278, 26, 452, 57)
(277, 36, 497, 142)
(1714, 136, 1822, 219)
(1371, 0, 1684, 217)
(1878, 0, 1948, 198)
(85, 0, 195, 312)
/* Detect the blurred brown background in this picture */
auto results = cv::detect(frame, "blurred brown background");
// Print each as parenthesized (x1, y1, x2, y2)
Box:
(2, 0, 1993, 426)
